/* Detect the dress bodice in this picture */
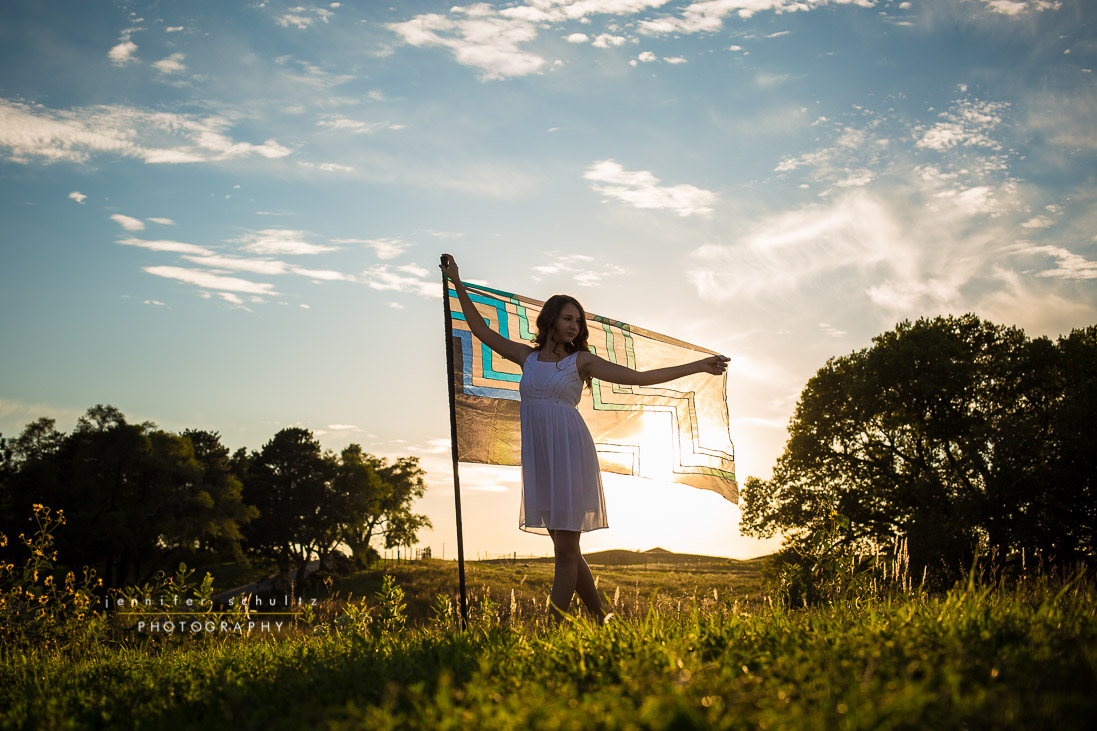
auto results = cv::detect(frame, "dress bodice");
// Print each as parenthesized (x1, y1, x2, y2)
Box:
(519, 351, 582, 408)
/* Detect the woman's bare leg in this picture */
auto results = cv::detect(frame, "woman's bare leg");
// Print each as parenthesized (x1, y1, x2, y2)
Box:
(549, 530, 605, 623)
(548, 529, 580, 623)
(574, 555, 606, 622)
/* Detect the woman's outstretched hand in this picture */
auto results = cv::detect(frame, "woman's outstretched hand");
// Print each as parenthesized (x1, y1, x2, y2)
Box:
(439, 253, 460, 282)
(700, 355, 730, 375)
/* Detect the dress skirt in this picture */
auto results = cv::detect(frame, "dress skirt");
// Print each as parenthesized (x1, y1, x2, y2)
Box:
(517, 351, 608, 535)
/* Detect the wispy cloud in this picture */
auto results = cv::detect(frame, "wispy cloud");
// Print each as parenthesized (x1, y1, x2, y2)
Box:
(388, 9, 544, 81)
(143, 266, 278, 295)
(111, 213, 145, 231)
(291, 267, 356, 282)
(583, 159, 717, 216)
(916, 98, 1009, 152)
(233, 229, 337, 256)
(331, 237, 413, 260)
(317, 115, 404, 134)
(275, 5, 334, 30)
(0, 99, 291, 166)
(532, 252, 628, 287)
(1010, 244, 1097, 280)
(118, 237, 214, 255)
(152, 53, 186, 74)
(638, 0, 874, 35)
(180, 254, 289, 275)
(108, 40, 138, 66)
(359, 263, 438, 297)
(68, 191, 87, 204)
(979, 0, 1061, 16)
(388, 0, 669, 80)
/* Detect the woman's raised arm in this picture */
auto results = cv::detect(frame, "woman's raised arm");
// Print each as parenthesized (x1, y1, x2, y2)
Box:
(577, 351, 728, 387)
(440, 254, 533, 366)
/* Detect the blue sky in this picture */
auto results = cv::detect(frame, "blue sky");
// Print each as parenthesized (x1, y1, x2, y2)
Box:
(2, 0, 1094, 559)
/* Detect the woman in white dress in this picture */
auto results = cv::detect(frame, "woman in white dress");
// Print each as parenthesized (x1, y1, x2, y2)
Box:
(440, 255, 729, 624)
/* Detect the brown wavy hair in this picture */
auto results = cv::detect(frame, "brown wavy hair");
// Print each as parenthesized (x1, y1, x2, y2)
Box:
(533, 294, 593, 390)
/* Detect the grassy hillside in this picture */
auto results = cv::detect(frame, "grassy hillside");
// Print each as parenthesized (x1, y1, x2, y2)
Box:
(2, 567, 1093, 730)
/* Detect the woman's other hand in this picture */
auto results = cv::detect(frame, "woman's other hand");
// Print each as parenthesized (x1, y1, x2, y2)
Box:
(439, 254, 461, 282)
(700, 355, 730, 375)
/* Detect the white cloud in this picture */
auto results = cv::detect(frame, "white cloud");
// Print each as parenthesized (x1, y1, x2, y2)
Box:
(298, 161, 355, 173)
(218, 292, 245, 305)
(583, 159, 717, 216)
(0, 99, 292, 166)
(147, 217, 175, 225)
(566, 32, 590, 43)
(331, 237, 413, 260)
(592, 33, 629, 47)
(690, 191, 911, 301)
(291, 267, 356, 281)
(181, 255, 289, 275)
(388, 1, 670, 80)
(111, 214, 145, 231)
(980, 0, 1061, 15)
(152, 53, 186, 74)
(637, 51, 657, 63)
(359, 264, 438, 297)
(234, 229, 337, 256)
(276, 5, 334, 29)
(1020, 215, 1053, 229)
(317, 116, 401, 134)
(531, 252, 625, 287)
(637, 0, 874, 35)
(388, 11, 545, 81)
(664, 56, 688, 64)
(118, 237, 214, 255)
(1010, 244, 1097, 280)
(108, 41, 138, 65)
(916, 98, 1009, 151)
(143, 266, 278, 295)
(68, 191, 87, 204)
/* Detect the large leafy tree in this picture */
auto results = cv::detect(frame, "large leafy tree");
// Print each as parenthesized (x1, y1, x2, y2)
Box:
(243, 433, 432, 582)
(742, 315, 1095, 581)
(334, 446, 431, 567)
(178, 430, 257, 559)
(242, 428, 339, 587)
(3, 406, 260, 586)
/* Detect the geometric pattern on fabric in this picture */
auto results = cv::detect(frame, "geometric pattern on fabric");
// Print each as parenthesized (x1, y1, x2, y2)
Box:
(448, 281, 738, 504)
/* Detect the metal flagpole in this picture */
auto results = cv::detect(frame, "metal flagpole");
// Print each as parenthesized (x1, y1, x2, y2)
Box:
(440, 255, 469, 629)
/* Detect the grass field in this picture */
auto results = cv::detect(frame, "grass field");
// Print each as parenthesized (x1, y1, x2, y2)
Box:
(2, 552, 1095, 730)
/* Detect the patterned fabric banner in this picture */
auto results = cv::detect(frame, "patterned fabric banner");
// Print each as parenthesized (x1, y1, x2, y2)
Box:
(448, 282, 737, 503)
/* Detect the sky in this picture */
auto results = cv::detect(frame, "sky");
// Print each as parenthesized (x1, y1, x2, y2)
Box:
(1, 0, 1095, 561)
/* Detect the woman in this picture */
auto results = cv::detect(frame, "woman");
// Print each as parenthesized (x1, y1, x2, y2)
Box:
(440, 254, 728, 624)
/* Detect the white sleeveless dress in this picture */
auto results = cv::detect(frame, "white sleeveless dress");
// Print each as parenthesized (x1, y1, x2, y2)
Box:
(518, 350, 608, 534)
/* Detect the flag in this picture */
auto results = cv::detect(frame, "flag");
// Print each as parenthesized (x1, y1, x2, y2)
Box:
(447, 281, 737, 503)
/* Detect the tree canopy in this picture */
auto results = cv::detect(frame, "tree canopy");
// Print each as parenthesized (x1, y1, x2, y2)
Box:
(741, 315, 1096, 581)
(1, 407, 431, 589)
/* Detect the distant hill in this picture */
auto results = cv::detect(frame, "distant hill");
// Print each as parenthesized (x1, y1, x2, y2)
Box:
(482, 548, 768, 568)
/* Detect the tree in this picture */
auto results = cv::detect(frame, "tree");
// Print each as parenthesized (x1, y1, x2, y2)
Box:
(241, 428, 338, 588)
(180, 430, 258, 563)
(333, 446, 431, 567)
(5, 406, 261, 587)
(1045, 326, 1097, 557)
(742, 315, 1093, 583)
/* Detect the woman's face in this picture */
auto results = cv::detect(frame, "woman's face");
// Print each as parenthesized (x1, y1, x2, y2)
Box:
(553, 303, 582, 344)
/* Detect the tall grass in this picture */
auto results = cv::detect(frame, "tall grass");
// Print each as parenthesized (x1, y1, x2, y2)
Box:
(1, 507, 1094, 729)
